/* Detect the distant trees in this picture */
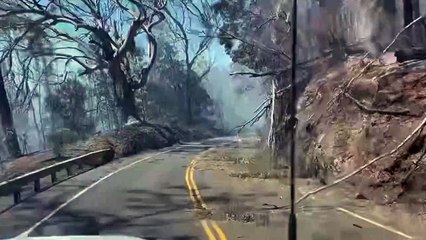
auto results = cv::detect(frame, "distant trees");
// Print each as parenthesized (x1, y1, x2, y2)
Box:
(45, 78, 94, 137)
(143, 31, 214, 125)
(165, 0, 215, 123)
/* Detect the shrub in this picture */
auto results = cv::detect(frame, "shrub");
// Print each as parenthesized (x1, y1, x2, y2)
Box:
(48, 128, 80, 157)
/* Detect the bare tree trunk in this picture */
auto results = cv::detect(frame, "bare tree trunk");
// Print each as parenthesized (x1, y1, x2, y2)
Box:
(268, 75, 291, 168)
(38, 84, 46, 149)
(411, 0, 425, 44)
(382, 0, 397, 36)
(412, 0, 420, 18)
(30, 100, 43, 150)
(185, 74, 193, 124)
(108, 62, 140, 124)
(403, 0, 414, 27)
(0, 66, 21, 158)
(267, 81, 276, 150)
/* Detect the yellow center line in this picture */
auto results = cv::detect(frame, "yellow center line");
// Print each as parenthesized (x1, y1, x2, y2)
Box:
(185, 158, 228, 240)
(211, 221, 228, 240)
(201, 219, 218, 240)
(189, 160, 207, 209)
(185, 163, 197, 204)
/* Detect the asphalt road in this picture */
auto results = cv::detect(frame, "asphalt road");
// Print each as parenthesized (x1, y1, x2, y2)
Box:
(0, 136, 421, 240)
(0, 138, 233, 240)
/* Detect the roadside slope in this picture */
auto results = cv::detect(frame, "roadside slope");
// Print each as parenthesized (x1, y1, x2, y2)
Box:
(192, 139, 425, 240)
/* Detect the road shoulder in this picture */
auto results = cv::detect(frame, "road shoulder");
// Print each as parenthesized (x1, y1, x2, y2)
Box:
(192, 141, 422, 240)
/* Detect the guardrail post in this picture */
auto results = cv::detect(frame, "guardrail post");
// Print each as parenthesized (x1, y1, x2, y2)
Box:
(34, 179, 41, 192)
(0, 149, 110, 203)
(13, 191, 21, 204)
(66, 167, 72, 176)
(51, 172, 57, 183)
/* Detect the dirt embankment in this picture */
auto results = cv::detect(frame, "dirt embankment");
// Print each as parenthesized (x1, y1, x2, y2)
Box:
(297, 56, 426, 206)
(0, 123, 221, 182)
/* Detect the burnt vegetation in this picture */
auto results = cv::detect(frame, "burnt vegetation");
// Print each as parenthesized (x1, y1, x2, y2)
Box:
(0, 0, 426, 209)
(0, 0, 220, 161)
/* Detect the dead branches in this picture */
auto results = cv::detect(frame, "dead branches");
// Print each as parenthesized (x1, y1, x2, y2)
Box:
(232, 84, 292, 133)
(401, 148, 426, 185)
(345, 93, 413, 116)
(230, 54, 332, 79)
(295, 114, 426, 205)
(327, 59, 376, 111)
(230, 70, 278, 78)
(233, 97, 271, 133)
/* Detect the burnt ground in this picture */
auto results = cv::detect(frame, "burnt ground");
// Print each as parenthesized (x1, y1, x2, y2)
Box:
(194, 138, 426, 239)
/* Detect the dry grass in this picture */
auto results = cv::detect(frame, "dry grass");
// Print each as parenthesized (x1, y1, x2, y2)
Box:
(350, 126, 375, 167)
(200, 146, 287, 180)
(333, 122, 352, 148)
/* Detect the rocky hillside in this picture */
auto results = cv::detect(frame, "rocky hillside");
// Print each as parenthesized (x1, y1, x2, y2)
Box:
(297, 55, 426, 206)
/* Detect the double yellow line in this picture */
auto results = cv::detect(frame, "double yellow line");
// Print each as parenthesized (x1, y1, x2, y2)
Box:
(185, 159, 228, 240)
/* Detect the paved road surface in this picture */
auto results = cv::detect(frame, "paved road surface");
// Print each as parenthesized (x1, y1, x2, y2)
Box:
(0, 137, 420, 240)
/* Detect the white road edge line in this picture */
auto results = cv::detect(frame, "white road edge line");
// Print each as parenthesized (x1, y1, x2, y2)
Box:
(18, 146, 182, 237)
(336, 207, 413, 239)
(297, 189, 414, 239)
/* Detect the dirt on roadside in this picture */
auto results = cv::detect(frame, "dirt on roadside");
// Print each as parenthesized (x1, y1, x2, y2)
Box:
(197, 139, 288, 182)
(194, 138, 426, 238)
(296, 56, 426, 208)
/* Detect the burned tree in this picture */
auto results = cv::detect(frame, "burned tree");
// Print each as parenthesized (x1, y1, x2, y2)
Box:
(0, 66, 21, 158)
(0, 0, 168, 123)
(212, 0, 297, 166)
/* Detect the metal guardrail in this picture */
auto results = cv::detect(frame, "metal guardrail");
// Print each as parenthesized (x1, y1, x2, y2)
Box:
(0, 149, 114, 204)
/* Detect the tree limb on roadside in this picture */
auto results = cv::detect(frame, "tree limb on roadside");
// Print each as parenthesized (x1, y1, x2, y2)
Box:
(295, 114, 426, 205)
(345, 93, 414, 116)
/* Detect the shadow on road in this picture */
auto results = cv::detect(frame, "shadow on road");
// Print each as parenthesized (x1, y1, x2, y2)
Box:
(26, 188, 201, 240)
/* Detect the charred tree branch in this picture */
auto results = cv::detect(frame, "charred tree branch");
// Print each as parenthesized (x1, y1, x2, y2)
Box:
(345, 93, 414, 116)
